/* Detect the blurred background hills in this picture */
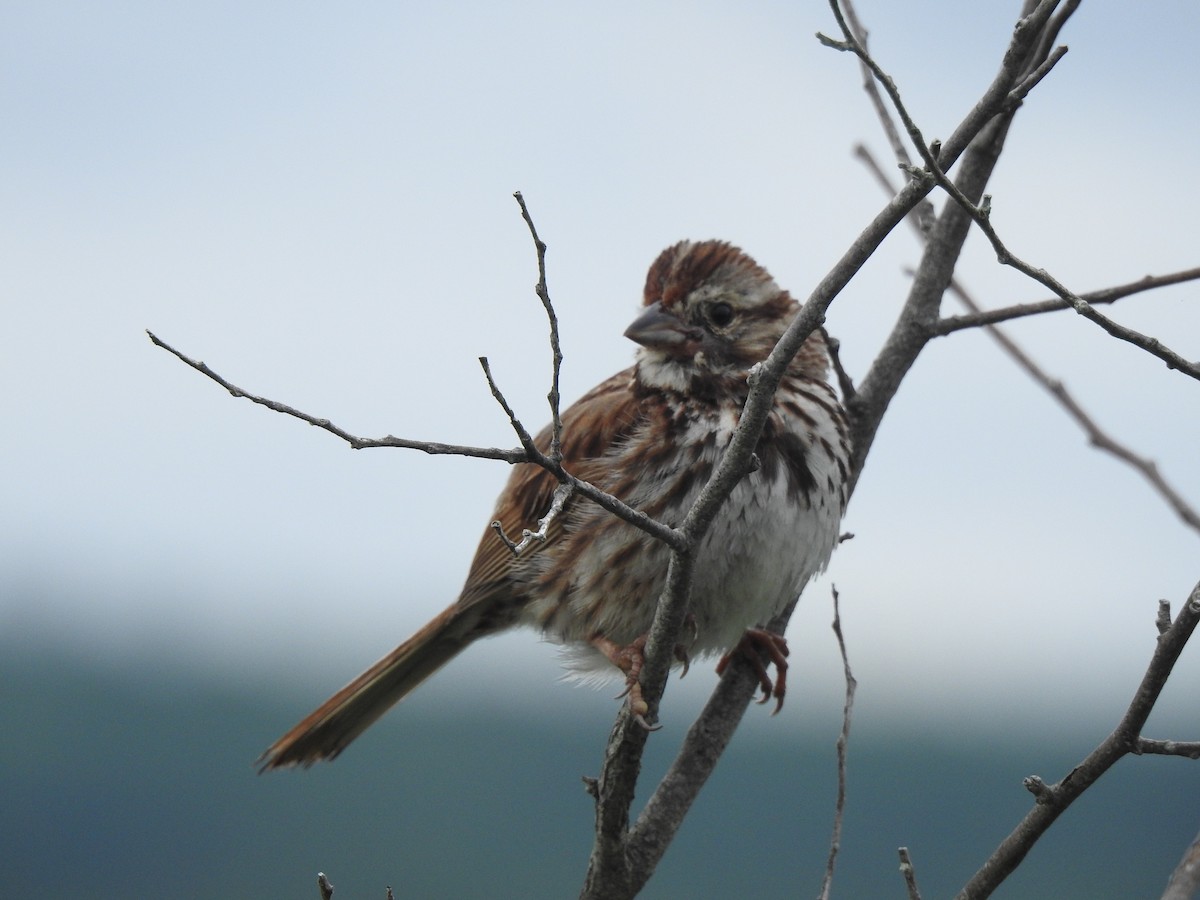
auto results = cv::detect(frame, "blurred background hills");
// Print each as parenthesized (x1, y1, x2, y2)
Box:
(5, 601, 1197, 899)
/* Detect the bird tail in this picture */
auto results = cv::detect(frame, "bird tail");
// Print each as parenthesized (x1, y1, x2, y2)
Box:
(257, 604, 473, 771)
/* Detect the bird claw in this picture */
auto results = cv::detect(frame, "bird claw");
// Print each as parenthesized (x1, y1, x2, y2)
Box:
(716, 627, 790, 714)
(633, 710, 663, 732)
(675, 613, 697, 679)
(594, 634, 662, 729)
(622, 670, 662, 731)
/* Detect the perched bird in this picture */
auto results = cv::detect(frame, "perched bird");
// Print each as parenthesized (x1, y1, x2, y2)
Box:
(259, 239, 849, 770)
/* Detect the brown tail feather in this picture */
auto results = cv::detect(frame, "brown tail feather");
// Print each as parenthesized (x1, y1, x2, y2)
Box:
(257, 605, 472, 771)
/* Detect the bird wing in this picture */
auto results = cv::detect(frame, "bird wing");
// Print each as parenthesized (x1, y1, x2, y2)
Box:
(456, 366, 643, 610)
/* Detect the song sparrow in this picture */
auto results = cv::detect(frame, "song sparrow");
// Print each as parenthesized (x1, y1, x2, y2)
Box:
(259, 239, 850, 770)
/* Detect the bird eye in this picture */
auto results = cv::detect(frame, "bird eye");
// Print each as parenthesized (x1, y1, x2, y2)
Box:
(707, 302, 735, 328)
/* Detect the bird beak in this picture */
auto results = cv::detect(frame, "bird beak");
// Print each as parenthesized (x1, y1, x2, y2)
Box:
(624, 302, 701, 352)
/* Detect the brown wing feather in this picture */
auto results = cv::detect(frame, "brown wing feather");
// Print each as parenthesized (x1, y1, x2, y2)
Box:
(457, 366, 642, 610)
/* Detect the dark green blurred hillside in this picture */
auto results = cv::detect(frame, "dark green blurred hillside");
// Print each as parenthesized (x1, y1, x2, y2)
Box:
(3, 639, 1196, 898)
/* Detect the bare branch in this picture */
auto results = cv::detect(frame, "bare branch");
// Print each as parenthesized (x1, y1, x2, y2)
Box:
(826, 0, 1065, 179)
(817, 586, 857, 900)
(935, 268, 1200, 333)
(317, 872, 334, 900)
(148, 257, 684, 557)
(1007, 44, 1069, 105)
(938, 184, 1200, 380)
(855, 145, 1200, 537)
(838, 3, 912, 167)
(1028, 0, 1082, 74)
(947, 278, 1200, 536)
(1135, 739, 1200, 760)
(513, 191, 564, 461)
(850, 88, 1200, 873)
(478, 356, 539, 454)
(146, 330, 526, 462)
(568, 478, 686, 552)
(844, 0, 1078, 490)
(956, 583, 1200, 899)
(1161, 827, 1200, 900)
(843, 36, 1200, 386)
(898, 847, 924, 900)
(824, 328, 857, 403)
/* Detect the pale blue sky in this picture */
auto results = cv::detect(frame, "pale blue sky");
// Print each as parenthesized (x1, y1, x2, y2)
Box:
(2, 1, 1198, 731)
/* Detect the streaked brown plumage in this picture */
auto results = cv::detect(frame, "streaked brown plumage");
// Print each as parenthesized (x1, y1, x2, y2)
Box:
(259, 240, 849, 770)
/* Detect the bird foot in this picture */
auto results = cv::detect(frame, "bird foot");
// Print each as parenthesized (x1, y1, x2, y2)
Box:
(716, 627, 790, 714)
(592, 635, 662, 730)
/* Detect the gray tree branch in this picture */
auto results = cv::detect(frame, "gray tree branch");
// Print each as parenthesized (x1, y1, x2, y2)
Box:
(587, 2, 1084, 896)
(854, 142, 1200, 538)
(956, 583, 1200, 900)
(898, 847, 924, 900)
(934, 268, 1200, 334)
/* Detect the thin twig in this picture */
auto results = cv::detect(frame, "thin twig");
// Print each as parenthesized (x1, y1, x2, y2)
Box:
(826, 0, 1066, 180)
(842, 0, 1074, 490)
(148, 289, 682, 554)
(1134, 739, 1200, 760)
(824, 329, 857, 403)
(146, 330, 526, 462)
(478, 356, 538, 453)
(853, 144, 1200, 337)
(1028, 0, 1082, 78)
(941, 186, 1200, 380)
(946, 278, 1200, 536)
(839, 0, 936, 232)
(844, 0, 1173, 398)
(1007, 44, 1069, 105)
(817, 586, 857, 900)
(491, 481, 576, 556)
(935, 268, 1200, 333)
(513, 191, 565, 461)
(898, 847, 924, 900)
(838, 0, 1200, 386)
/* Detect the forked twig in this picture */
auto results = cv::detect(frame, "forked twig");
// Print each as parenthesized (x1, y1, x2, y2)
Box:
(147, 199, 684, 554)
(854, 144, 1200, 537)
(832, 0, 1198, 381)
